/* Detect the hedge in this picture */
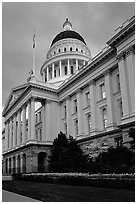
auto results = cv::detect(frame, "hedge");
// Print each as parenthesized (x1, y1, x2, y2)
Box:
(12, 173, 135, 190)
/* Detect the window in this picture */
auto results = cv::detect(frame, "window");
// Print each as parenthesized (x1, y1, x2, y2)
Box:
(58, 49, 61, 53)
(54, 51, 56, 54)
(71, 66, 74, 74)
(39, 129, 42, 141)
(87, 114, 92, 133)
(36, 130, 38, 140)
(119, 100, 123, 118)
(100, 83, 106, 99)
(54, 70, 56, 77)
(75, 119, 78, 136)
(36, 114, 38, 123)
(64, 66, 67, 75)
(114, 136, 123, 147)
(74, 99, 77, 113)
(64, 105, 67, 118)
(64, 47, 66, 52)
(102, 108, 107, 130)
(39, 112, 41, 122)
(86, 92, 90, 107)
(70, 47, 72, 51)
(116, 73, 121, 92)
(64, 123, 67, 135)
(76, 48, 78, 51)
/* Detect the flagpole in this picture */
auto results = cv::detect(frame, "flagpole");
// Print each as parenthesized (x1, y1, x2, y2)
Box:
(33, 30, 36, 77)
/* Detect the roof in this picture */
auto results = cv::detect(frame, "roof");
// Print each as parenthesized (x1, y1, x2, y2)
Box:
(51, 30, 86, 47)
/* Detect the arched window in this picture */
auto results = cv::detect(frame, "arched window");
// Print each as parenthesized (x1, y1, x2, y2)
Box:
(70, 47, 72, 51)
(64, 66, 67, 75)
(76, 48, 78, 51)
(54, 70, 56, 77)
(58, 49, 61, 53)
(64, 47, 67, 52)
(71, 66, 74, 74)
(81, 50, 83, 53)
(54, 51, 56, 54)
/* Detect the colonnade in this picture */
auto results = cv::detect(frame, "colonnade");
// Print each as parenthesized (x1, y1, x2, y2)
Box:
(4, 97, 44, 152)
(42, 59, 86, 82)
(4, 153, 26, 175)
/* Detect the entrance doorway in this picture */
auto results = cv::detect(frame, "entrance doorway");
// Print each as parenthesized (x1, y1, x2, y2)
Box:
(38, 152, 47, 173)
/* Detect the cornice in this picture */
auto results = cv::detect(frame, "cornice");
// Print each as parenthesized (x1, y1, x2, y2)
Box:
(107, 16, 135, 47)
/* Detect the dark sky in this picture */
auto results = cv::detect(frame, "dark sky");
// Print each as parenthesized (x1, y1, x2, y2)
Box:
(2, 2, 135, 108)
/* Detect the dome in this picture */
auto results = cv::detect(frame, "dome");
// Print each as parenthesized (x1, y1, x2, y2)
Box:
(51, 30, 86, 47)
(51, 18, 86, 47)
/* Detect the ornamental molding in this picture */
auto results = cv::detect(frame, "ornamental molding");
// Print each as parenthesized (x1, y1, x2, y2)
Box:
(117, 44, 135, 62)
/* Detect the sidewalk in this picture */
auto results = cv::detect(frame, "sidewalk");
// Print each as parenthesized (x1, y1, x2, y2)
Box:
(2, 190, 40, 202)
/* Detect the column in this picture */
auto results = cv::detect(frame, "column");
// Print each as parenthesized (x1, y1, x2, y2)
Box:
(89, 81, 98, 135)
(47, 66, 49, 81)
(52, 63, 55, 78)
(45, 100, 51, 141)
(77, 89, 83, 136)
(28, 100, 31, 141)
(5, 121, 9, 151)
(42, 70, 45, 82)
(22, 105, 26, 144)
(118, 53, 131, 117)
(59, 60, 62, 76)
(31, 98, 35, 140)
(15, 155, 18, 173)
(13, 114, 16, 148)
(67, 59, 70, 74)
(76, 59, 78, 70)
(17, 110, 21, 146)
(11, 156, 13, 174)
(105, 71, 116, 131)
(66, 97, 72, 136)
(20, 153, 23, 173)
(9, 118, 12, 149)
(83, 60, 86, 66)
(42, 100, 46, 141)
(125, 46, 135, 114)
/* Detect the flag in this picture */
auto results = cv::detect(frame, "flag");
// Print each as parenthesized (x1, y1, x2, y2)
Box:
(32, 32, 36, 48)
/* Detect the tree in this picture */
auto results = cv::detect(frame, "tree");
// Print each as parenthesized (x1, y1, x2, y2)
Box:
(128, 128, 135, 149)
(91, 146, 135, 173)
(49, 132, 88, 172)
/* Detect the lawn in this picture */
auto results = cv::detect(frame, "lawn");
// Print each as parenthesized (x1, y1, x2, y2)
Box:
(2, 180, 135, 202)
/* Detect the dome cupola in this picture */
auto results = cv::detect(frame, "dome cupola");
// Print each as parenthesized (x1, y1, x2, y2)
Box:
(63, 18, 72, 31)
(41, 18, 92, 87)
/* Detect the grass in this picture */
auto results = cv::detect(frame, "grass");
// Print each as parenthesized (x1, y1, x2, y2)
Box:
(2, 180, 135, 202)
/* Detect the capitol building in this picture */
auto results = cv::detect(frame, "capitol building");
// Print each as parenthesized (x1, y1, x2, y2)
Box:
(2, 16, 135, 174)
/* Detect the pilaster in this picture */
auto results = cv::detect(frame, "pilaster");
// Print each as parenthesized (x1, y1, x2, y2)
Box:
(17, 110, 21, 147)
(105, 71, 116, 131)
(89, 81, 98, 135)
(52, 63, 55, 78)
(77, 89, 84, 136)
(28, 100, 31, 141)
(30, 97, 36, 140)
(22, 105, 26, 144)
(42, 100, 46, 141)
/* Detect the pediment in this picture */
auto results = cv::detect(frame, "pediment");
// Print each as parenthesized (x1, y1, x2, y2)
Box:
(3, 83, 29, 116)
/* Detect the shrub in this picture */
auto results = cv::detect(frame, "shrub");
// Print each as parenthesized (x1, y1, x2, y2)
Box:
(18, 173, 135, 190)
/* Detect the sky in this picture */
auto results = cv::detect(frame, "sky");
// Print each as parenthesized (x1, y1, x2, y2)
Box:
(2, 2, 135, 108)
